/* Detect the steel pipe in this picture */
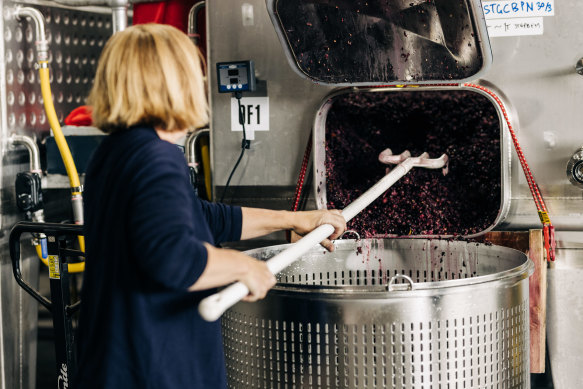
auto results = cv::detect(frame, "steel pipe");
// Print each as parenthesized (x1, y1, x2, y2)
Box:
(14, 7, 49, 61)
(50, 0, 129, 32)
(9, 135, 41, 173)
(188, 1, 206, 45)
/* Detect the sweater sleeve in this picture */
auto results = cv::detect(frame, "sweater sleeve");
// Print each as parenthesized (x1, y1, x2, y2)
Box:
(197, 200, 243, 244)
(127, 142, 208, 291)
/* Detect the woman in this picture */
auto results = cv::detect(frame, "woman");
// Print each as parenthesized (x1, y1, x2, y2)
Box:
(74, 24, 346, 388)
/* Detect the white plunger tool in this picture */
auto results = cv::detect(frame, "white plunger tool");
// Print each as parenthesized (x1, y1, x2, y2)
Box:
(198, 149, 448, 321)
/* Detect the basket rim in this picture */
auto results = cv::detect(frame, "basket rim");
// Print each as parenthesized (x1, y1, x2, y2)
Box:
(245, 238, 533, 295)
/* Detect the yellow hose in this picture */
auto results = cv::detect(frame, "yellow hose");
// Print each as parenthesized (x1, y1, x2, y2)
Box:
(39, 60, 85, 273)
(35, 242, 85, 274)
(200, 137, 212, 200)
(39, 63, 81, 190)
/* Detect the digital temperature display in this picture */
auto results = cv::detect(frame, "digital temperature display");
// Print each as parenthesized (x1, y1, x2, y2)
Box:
(217, 61, 256, 93)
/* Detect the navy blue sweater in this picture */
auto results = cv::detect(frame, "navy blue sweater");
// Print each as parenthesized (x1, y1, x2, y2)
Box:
(75, 126, 241, 388)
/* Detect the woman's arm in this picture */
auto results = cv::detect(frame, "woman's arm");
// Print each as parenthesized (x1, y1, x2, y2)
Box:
(189, 243, 275, 301)
(188, 209, 345, 298)
(240, 208, 346, 251)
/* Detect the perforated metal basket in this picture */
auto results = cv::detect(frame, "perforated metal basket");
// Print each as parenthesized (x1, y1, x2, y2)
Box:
(222, 239, 533, 389)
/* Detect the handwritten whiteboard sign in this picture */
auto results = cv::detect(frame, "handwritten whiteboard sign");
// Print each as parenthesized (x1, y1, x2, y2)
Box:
(486, 17, 544, 37)
(230, 97, 269, 140)
(482, 1, 554, 20)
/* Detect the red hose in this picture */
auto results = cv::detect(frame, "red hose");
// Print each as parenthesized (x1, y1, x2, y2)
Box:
(292, 131, 313, 212)
(287, 131, 313, 242)
(463, 83, 555, 261)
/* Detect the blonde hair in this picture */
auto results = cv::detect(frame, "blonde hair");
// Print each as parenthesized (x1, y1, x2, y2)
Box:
(88, 23, 208, 133)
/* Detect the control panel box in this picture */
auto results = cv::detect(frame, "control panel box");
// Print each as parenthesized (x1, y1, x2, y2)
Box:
(216, 61, 256, 93)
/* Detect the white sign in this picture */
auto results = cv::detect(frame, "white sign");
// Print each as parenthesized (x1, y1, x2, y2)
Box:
(486, 17, 544, 37)
(482, 1, 554, 19)
(230, 97, 269, 140)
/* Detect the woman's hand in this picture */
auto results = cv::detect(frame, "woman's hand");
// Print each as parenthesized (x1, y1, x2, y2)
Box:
(190, 244, 276, 301)
(239, 257, 276, 302)
(240, 207, 346, 250)
(291, 210, 346, 251)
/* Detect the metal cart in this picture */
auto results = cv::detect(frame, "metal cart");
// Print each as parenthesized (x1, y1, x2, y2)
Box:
(10, 221, 84, 389)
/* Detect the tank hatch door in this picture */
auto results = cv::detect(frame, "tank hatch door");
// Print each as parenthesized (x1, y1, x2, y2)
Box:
(266, 0, 492, 85)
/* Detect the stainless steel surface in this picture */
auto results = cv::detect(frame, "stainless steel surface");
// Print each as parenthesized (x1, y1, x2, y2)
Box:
(0, 245, 38, 389)
(566, 146, 583, 188)
(0, 153, 44, 389)
(188, 1, 205, 46)
(110, 0, 127, 33)
(8, 134, 40, 172)
(483, 0, 583, 230)
(3, 1, 111, 138)
(215, 2, 583, 387)
(266, 0, 492, 86)
(223, 239, 532, 388)
(209, 0, 336, 188)
(13, 6, 48, 61)
(49, 0, 130, 31)
(186, 128, 209, 174)
(547, 247, 583, 389)
(0, 2, 111, 387)
(208, 0, 583, 231)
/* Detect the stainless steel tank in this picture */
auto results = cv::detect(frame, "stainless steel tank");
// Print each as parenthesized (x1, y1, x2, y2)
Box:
(0, 2, 112, 387)
(222, 238, 533, 388)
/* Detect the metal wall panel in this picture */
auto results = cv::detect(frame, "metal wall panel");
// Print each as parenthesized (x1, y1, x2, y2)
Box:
(547, 247, 583, 389)
(208, 0, 583, 232)
(0, 148, 44, 389)
(481, 0, 583, 230)
(208, 0, 335, 191)
(2, 1, 110, 136)
(0, 1, 110, 387)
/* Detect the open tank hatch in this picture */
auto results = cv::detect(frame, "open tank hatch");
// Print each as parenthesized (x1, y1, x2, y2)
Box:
(314, 87, 508, 238)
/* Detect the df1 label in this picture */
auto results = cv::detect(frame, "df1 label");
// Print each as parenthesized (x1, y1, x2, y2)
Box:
(230, 97, 269, 140)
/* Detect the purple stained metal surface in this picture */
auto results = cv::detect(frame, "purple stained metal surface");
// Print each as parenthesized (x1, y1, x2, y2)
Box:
(324, 89, 501, 237)
(274, 0, 484, 83)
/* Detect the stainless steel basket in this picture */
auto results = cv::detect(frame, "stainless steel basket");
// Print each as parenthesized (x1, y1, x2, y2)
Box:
(222, 239, 533, 389)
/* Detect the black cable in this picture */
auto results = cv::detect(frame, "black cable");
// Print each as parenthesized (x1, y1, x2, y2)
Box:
(220, 93, 249, 203)
(220, 148, 245, 203)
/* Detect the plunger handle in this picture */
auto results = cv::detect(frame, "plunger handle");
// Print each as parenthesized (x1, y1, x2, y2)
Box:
(198, 153, 445, 321)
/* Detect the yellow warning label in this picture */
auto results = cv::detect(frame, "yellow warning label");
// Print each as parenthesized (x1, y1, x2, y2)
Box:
(538, 211, 551, 224)
(49, 255, 60, 279)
